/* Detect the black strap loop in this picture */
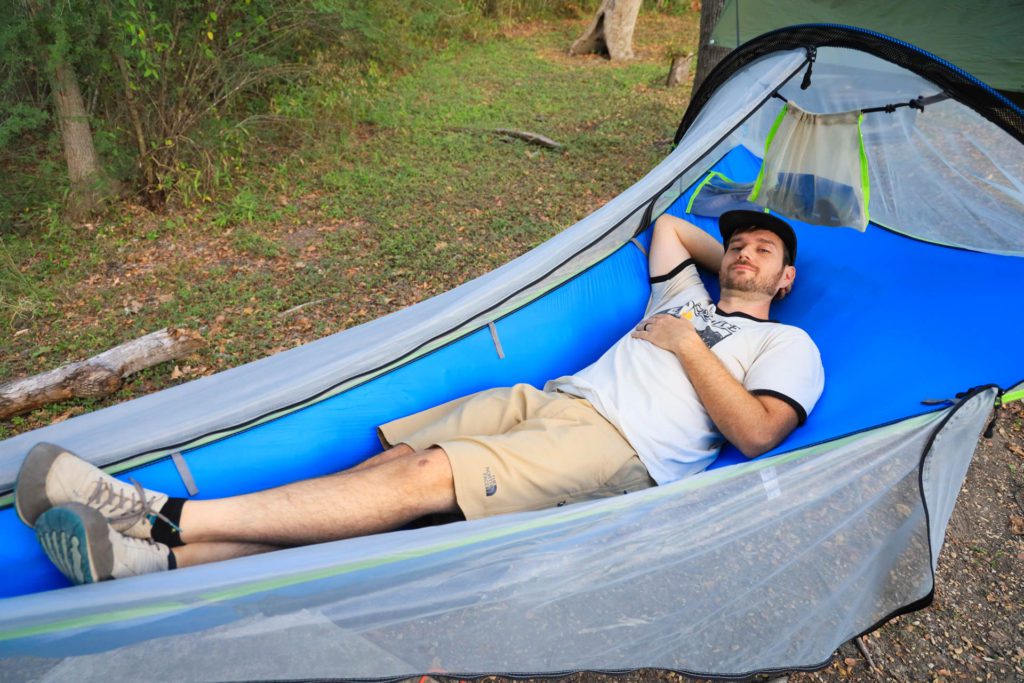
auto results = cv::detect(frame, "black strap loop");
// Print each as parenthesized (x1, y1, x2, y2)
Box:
(861, 92, 949, 115)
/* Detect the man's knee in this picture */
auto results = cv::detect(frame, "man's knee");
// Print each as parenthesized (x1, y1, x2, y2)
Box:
(351, 443, 415, 472)
(407, 447, 453, 481)
(397, 447, 458, 512)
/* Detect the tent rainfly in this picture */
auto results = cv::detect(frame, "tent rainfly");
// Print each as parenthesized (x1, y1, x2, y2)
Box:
(1, 24, 1023, 682)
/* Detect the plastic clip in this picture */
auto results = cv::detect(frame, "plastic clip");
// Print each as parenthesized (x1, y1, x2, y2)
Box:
(909, 96, 926, 112)
(982, 388, 1008, 438)
(800, 46, 817, 90)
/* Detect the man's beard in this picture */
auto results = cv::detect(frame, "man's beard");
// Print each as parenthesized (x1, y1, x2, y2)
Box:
(720, 263, 786, 297)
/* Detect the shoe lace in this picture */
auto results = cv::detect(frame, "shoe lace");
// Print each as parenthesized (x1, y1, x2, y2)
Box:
(85, 479, 181, 533)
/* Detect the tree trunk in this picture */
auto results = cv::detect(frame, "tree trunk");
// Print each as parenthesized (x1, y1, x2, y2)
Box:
(50, 60, 115, 221)
(569, 0, 643, 61)
(692, 0, 730, 95)
(666, 53, 694, 88)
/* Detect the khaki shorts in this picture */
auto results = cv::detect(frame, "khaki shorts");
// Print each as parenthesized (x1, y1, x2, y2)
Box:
(377, 384, 655, 519)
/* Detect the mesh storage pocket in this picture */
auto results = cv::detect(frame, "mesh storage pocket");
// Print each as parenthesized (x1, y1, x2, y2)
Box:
(686, 172, 762, 218)
(750, 102, 870, 230)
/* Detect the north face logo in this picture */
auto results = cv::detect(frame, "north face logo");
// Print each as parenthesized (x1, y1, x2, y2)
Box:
(483, 467, 497, 496)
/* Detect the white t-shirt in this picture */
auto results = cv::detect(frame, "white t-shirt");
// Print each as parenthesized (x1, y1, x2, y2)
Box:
(547, 259, 824, 484)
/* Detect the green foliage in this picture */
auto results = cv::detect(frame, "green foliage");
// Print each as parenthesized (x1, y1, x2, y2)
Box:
(0, 104, 49, 151)
(2, 0, 508, 226)
(213, 188, 267, 228)
(468, 0, 596, 21)
(2, 0, 694, 230)
(232, 229, 281, 258)
(0, 236, 55, 328)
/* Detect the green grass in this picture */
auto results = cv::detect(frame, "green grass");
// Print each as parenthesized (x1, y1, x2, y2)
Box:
(0, 12, 699, 433)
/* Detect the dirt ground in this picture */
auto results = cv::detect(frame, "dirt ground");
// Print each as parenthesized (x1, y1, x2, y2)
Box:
(483, 399, 1024, 683)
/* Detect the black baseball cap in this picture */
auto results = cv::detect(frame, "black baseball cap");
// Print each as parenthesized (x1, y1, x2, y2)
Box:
(719, 210, 797, 265)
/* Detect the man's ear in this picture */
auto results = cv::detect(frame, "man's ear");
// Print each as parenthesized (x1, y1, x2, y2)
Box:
(774, 265, 796, 301)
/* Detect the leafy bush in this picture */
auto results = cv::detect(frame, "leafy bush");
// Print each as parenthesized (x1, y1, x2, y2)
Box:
(1, 0, 691, 226)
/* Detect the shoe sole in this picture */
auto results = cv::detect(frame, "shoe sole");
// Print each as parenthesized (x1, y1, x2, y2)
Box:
(35, 504, 114, 585)
(14, 442, 65, 528)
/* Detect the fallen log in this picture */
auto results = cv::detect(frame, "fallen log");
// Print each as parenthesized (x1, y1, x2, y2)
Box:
(0, 327, 204, 420)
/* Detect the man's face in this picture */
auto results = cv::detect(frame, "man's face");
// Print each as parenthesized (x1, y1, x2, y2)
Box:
(719, 228, 793, 298)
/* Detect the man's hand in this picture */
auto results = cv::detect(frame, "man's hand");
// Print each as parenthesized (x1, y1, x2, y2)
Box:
(631, 313, 702, 355)
(632, 313, 800, 458)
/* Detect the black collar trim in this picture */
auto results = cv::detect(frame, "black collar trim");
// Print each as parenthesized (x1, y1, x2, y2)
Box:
(716, 307, 778, 323)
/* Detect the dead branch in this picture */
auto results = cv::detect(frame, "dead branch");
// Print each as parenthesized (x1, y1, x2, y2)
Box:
(450, 127, 563, 149)
(491, 128, 563, 149)
(0, 328, 204, 419)
(855, 635, 878, 671)
(278, 298, 328, 318)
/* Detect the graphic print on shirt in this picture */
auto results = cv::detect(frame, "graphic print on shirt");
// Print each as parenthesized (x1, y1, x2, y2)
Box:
(657, 301, 740, 349)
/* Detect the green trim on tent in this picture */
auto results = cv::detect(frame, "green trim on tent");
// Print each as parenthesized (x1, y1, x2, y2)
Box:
(1001, 389, 1024, 405)
(749, 104, 788, 201)
(857, 112, 871, 223)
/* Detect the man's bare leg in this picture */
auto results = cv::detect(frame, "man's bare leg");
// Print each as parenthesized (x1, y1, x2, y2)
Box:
(174, 541, 279, 568)
(177, 446, 458, 548)
(171, 444, 431, 569)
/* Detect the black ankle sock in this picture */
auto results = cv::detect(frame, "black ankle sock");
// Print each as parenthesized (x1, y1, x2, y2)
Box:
(168, 549, 178, 570)
(152, 497, 186, 548)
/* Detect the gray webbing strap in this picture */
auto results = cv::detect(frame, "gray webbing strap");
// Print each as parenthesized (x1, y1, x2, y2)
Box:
(488, 321, 505, 360)
(630, 238, 647, 256)
(171, 451, 199, 497)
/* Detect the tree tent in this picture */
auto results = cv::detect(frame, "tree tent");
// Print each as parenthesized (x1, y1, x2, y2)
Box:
(1, 24, 1023, 682)
(708, 1, 1024, 100)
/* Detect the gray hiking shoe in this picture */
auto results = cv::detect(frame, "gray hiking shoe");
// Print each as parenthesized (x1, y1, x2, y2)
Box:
(15, 442, 170, 539)
(35, 503, 173, 585)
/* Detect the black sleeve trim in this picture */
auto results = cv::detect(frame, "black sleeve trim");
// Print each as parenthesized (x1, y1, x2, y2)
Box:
(750, 389, 808, 425)
(649, 258, 696, 284)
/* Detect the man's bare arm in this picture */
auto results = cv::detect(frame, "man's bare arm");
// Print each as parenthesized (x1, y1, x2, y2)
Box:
(649, 214, 724, 277)
(632, 314, 800, 457)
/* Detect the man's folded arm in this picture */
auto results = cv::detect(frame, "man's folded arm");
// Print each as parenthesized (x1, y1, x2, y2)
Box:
(674, 336, 801, 457)
(649, 214, 724, 277)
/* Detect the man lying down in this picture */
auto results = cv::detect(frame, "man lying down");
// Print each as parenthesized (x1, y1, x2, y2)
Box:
(15, 210, 824, 584)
